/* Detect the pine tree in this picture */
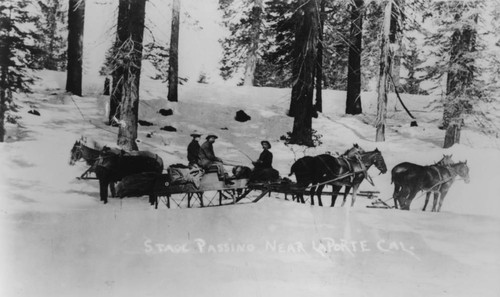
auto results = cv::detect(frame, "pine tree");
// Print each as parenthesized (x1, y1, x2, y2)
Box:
(37, 0, 66, 71)
(65, 0, 85, 96)
(219, 0, 266, 85)
(0, 0, 41, 142)
(321, 1, 350, 91)
(289, 0, 319, 146)
(257, 0, 296, 87)
(421, 0, 498, 147)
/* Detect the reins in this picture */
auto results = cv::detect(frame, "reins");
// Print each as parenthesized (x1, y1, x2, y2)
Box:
(396, 164, 466, 204)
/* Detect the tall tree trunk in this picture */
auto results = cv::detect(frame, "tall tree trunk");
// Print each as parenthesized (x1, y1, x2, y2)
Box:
(314, 0, 325, 114)
(289, 0, 319, 147)
(346, 0, 364, 115)
(389, 0, 403, 92)
(375, 0, 392, 142)
(442, 12, 477, 147)
(168, 0, 180, 102)
(117, 0, 146, 151)
(109, 0, 130, 125)
(65, 0, 85, 96)
(243, 0, 263, 86)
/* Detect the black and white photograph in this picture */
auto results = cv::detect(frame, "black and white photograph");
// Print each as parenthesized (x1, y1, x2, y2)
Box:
(1, 0, 499, 296)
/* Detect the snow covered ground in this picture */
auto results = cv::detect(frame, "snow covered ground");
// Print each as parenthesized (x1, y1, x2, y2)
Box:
(1, 70, 500, 297)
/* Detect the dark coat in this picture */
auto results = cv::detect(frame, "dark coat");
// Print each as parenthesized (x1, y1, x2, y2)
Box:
(253, 149, 273, 170)
(187, 140, 201, 165)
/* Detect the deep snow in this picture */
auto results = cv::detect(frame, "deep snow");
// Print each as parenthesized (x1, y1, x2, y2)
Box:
(1, 70, 500, 297)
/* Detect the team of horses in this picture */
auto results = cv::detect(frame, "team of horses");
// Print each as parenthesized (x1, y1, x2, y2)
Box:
(69, 138, 470, 211)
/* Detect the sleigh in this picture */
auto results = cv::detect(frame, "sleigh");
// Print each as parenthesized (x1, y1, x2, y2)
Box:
(149, 169, 380, 209)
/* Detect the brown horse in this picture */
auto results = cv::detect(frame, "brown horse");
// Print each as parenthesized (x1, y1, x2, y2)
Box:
(394, 161, 470, 211)
(391, 155, 454, 209)
(312, 149, 387, 207)
(289, 144, 366, 206)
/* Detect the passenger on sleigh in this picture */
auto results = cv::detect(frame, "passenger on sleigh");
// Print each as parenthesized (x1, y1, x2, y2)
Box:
(249, 140, 279, 183)
(187, 133, 202, 167)
(198, 134, 233, 185)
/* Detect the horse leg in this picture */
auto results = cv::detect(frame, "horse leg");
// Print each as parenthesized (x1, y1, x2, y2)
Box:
(330, 185, 341, 207)
(99, 178, 109, 204)
(422, 192, 431, 211)
(109, 182, 116, 198)
(310, 185, 316, 206)
(436, 189, 449, 212)
(431, 192, 440, 212)
(316, 185, 324, 207)
(341, 186, 351, 207)
(350, 184, 360, 207)
(393, 184, 401, 209)
(402, 188, 419, 210)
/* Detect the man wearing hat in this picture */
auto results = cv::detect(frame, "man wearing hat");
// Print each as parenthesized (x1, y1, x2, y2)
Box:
(199, 135, 227, 181)
(187, 133, 202, 166)
(250, 140, 278, 182)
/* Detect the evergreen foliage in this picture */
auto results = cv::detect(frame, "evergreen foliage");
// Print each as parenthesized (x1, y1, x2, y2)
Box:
(0, 0, 41, 141)
(0, 0, 41, 93)
(36, 0, 66, 71)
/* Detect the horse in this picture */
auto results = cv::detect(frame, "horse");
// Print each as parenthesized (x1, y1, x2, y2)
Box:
(94, 147, 164, 204)
(391, 154, 454, 209)
(69, 140, 121, 197)
(288, 144, 367, 206)
(394, 161, 470, 211)
(311, 149, 387, 207)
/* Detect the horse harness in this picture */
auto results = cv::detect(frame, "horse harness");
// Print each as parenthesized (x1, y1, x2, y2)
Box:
(424, 164, 457, 193)
(312, 154, 373, 189)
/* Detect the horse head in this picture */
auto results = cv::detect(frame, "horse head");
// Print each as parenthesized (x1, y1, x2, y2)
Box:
(368, 148, 387, 174)
(69, 140, 82, 165)
(453, 161, 470, 184)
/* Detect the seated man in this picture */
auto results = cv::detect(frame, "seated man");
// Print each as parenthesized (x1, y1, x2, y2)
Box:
(187, 133, 201, 166)
(250, 140, 279, 182)
(198, 135, 231, 184)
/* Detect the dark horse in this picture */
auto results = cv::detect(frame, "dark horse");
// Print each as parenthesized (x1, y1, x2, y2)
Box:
(391, 154, 453, 209)
(311, 149, 387, 207)
(94, 147, 164, 204)
(69, 140, 120, 197)
(289, 144, 376, 206)
(392, 160, 470, 211)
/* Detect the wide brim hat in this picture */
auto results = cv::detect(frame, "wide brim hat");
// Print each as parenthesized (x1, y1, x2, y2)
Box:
(206, 134, 218, 140)
(190, 133, 202, 138)
(261, 140, 271, 148)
